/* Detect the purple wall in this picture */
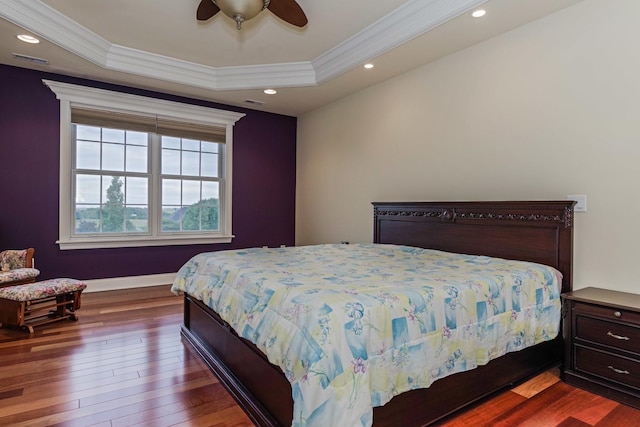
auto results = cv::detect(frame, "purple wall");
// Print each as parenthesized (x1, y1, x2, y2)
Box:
(0, 64, 296, 281)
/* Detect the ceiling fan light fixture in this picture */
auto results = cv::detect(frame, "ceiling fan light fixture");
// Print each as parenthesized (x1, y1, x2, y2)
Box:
(214, 0, 269, 29)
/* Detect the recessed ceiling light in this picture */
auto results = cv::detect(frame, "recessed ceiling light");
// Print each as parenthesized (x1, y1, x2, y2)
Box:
(471, 9, 486, 18)
(264, 89, 277, 95)
(364, 63, 374, 69)
(17, 34, 40, 44)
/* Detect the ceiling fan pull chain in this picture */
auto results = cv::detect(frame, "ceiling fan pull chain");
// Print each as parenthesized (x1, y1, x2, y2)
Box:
(234, 14, 246, 30)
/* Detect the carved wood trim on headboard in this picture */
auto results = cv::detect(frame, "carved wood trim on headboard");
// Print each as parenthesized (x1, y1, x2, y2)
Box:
(372, 201, 576, 294)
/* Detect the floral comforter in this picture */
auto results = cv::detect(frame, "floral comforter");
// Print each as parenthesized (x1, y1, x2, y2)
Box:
(171, 244, 562, 427)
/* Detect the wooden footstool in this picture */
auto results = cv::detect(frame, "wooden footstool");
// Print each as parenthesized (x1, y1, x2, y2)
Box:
(0, 278, 86, 333)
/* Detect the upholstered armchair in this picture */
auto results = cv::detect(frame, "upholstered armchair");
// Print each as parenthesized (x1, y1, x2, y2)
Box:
(0, 248, 40, 288)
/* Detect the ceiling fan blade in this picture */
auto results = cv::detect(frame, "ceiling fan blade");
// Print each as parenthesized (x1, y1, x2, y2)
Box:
(197, 0, 220, 21)
(267, 0, 308, 27)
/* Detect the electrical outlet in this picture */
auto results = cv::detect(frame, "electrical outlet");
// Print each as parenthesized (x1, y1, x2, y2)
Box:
(567, 195, 587, 213)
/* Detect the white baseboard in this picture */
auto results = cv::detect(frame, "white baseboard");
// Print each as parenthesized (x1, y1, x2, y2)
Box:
(83, 272, 177, 293)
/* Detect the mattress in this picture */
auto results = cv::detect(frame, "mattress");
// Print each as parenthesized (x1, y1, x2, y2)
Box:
(171, 243, 562, 427)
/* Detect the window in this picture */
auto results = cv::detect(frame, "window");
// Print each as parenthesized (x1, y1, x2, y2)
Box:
(44, 80, 245, 250)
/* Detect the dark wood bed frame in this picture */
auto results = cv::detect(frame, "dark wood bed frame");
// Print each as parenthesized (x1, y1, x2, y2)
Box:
(180, 200, 575, 426)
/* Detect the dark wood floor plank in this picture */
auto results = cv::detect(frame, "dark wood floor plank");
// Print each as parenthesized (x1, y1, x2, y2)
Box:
(556, 417, 592, 427)
(114, 382, 245, 427)
(78, 367, 208, 407)
(594, 403, 640, 426)
(109, 382, 232, 427)
(0, 361, 120, 394)
(47, 381, 228, 427)
(440, 390, 527, 426)
(0, 399, 80, 426)
(168, 405, 256, 427)
(0, 388, 24, 400)
(9, 377, 216, 426)
(0, 341, 186, 394)
(487, 382, 617, 427)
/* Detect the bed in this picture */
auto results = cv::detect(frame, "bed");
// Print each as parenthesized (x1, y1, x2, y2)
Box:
(173, 200, 575, 426)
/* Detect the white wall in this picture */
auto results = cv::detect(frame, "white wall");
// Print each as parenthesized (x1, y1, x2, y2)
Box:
(296, 0, 640, 293)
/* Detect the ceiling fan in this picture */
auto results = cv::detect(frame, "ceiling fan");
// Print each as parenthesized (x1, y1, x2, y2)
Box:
(197, 0, 308, 30)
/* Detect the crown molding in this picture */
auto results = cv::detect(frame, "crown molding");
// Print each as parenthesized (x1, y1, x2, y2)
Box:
(1, 0, 110, 66)
(213, 61, 317, 90)
(313, 0, 488, 84)
(1, 0, 487, 91)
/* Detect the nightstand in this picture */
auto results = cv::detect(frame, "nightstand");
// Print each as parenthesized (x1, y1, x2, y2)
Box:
(562, 287, 640, 408)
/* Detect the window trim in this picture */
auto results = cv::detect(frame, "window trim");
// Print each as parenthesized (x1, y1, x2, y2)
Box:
(44, 80, 245, 250)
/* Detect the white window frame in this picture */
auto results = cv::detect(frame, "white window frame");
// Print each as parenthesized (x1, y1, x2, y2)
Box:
(44, 80, 245, 250)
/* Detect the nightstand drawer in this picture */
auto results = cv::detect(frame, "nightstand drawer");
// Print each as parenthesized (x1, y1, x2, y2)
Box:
(574, 301, 640, 324)
(575, 315, 640, 354)
(576, 346, 640, 389)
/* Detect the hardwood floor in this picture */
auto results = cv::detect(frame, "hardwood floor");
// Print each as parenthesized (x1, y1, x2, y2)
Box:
(1, 285, 639, 426)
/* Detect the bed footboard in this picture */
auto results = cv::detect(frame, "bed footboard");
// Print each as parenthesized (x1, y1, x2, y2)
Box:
(182, 294, 291, 426)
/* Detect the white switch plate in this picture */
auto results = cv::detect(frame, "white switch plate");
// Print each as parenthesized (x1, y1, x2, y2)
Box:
(567, 195, 587, 212)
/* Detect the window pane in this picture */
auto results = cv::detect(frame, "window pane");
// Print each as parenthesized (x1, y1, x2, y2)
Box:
(162, 149, 181, 175)
(103, 128, 125, 143)
(126, 130, 148, 146)
(104, 176, 124, 199)
(201, 206, 219, 231)
(75, 204, 101, 234)
(182, 207, 201, 231)
(76, 174, 102, 204)
(162, 136, 181, 149)
(103, 143, 125, 171)
(182, 151, 200, 176)
(126, 206, 148, 232)
(201, 141, 218, 153)
(162, 179, 181, 205)
(125, 177, 148, 205)
(182, 139, 200, 151)
(76, 140, 101, 170)
(201, 152, 218, 177)
(202, 181, 218, 200)
(102, 176, 125, 233)
(101, 204, 124, 232)
(182, 180, 200, 205)
(76, 125, 101, 141)
(126, 145, 148, 173)
(162, 206, 181, 231)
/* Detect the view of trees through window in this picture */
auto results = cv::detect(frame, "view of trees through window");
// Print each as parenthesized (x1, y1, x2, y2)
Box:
(75, 175, 220, 234)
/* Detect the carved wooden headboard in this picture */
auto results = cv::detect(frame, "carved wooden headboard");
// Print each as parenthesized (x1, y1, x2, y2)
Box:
(373, 201, 575, 294)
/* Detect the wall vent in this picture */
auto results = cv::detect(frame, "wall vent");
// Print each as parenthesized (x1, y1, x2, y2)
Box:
(12, 53, 49, 65)
(244, 99, 265, 106)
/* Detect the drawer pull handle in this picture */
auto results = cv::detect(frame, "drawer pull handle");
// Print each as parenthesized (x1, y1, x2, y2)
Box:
(607, 331, 630, 341)
(614, 311, 622, 318)
(608, 365, 630, 375)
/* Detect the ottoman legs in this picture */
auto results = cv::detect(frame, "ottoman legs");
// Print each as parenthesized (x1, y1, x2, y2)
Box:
(0, 290, 83, 333)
